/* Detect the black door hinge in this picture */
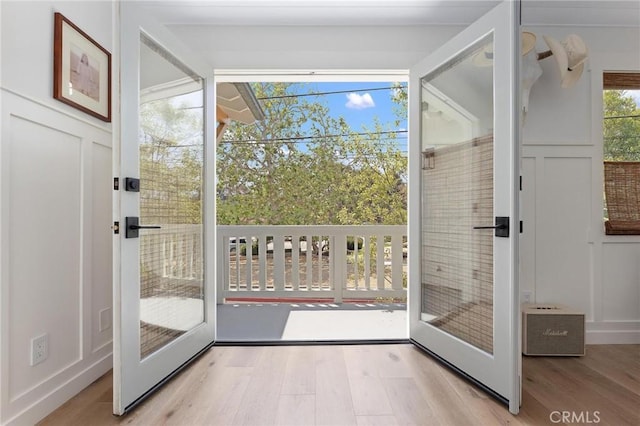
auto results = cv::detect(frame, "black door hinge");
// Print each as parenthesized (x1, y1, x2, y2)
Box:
(519, 176, 522, 191)
(114, 177, 119, 190)
(520, 220, 523, 233)
(113, 221, 120, 234)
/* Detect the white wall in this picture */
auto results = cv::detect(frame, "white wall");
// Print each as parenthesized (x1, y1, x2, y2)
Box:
(0, 1, 114, 424)
(520, 25, 640, 343)
(169, 24, 464, 70)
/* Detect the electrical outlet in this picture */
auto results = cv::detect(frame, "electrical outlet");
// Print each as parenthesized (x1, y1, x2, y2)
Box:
(522, 290, 533, 304)
(30, 334, 48, 366)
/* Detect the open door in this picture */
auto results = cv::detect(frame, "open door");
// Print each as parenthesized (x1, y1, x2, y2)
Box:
(114, 3, 216, 414)
(408, 1, 521, 413)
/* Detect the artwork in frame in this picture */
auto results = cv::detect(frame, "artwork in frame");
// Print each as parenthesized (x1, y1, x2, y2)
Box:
(53, 12, 111, 122)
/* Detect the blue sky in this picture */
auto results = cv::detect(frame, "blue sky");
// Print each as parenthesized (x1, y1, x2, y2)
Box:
(305, 81, 407, 131)
(282, 81, 408, 154)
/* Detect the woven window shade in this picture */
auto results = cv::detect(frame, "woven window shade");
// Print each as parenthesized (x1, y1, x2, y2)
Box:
(138, 100, 204, 358)
(421, 134, 494, 354)
(603, 72, 640, 90)
(604, 161, 640, 235)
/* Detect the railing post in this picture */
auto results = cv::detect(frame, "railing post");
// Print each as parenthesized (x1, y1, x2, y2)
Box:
(306, 234, 313, 290)
(333, 234, 346, 303)
(246, 236, 253, 289)
(235, 236, 241, 288)
(364, 236, 371, 290)
(291, 236, 300, 290)
(376, 234, 385, 290)
(352, 235, 359, 291)
(273, 235, 285, 292)
(392, 234, 403, 291)
(216, 233, 226, 304)
(258, 236, 267, 291)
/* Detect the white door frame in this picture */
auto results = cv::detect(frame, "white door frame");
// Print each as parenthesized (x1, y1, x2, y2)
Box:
(113, 0, 521, 413)
(407, 0, 521, 414)
(113, 1, 216, 414)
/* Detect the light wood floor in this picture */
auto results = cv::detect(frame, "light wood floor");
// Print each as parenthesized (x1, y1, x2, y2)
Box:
(39, 344, 640, 426)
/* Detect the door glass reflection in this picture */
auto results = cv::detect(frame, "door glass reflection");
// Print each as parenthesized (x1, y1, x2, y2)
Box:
(420, 33, 494, 354)
(138, 34, 205, 358)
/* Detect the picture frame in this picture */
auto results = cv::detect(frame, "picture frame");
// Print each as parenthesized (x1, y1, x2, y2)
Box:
(53, 12, 111, 122)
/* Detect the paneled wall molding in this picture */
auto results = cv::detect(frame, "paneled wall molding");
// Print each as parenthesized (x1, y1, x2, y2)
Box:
(0, 87, 112, 134)
(3, 355, 112, 426)
(522, 149, 640, 343)
(1, 78, 113, 425)
(521, 146, 594, 157)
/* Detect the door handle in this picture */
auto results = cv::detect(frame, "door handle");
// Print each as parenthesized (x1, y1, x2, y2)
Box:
(473, 216, 509, 237)
(125, 217, 161, 238)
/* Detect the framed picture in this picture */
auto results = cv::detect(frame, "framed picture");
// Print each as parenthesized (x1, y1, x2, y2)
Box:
(53, 12, 111, 122)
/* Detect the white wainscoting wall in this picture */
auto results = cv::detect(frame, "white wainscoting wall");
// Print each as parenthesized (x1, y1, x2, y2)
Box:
(0, 1, 115, 424)
(520, 25, 640, 344)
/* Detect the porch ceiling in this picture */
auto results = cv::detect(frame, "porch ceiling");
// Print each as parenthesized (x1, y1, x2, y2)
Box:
(217, 82, 265, 124)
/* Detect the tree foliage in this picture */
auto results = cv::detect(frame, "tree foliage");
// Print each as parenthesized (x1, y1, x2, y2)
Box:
(217, 82, 407, 226)
(390, 82, 408, 127)
(603, 90, 640, 161)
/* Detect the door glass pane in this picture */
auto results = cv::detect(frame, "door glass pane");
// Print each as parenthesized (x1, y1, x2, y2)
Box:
(420, 33, 494, 354)
(139, 34, 205, 359)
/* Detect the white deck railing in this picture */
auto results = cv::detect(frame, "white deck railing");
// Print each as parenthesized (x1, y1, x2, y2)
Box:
(141, 224, 203, 281)
(216, 225, 407, 303)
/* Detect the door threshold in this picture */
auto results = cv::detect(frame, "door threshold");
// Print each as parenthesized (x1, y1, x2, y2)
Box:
(213, 338, 411, 346)
(410, 339, 508, 407)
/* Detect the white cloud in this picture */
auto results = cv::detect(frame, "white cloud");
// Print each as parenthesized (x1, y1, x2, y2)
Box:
(345, 93, 375, 110)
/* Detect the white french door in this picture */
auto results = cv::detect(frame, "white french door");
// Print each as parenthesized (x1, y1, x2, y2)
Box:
(114, 2, 216, 414)
(408, 1, 521, 413)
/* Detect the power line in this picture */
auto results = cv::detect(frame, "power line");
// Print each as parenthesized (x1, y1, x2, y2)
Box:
(256, 85, 406, 101)
(221, 137, 407, 146)
(142, 137, 407, 149)
(604, 114, 640, 119)
(220, 130, 407, 145)
(220, 141, 407, 148)
(604, 135, 640, 139)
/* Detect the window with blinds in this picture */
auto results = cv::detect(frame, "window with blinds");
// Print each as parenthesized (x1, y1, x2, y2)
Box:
(602, 72, 640, 234)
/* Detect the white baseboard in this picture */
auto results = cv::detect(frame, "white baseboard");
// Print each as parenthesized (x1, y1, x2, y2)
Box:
(586, 330, 640, 344)
(585, 319, 640, 344)
(4, 354, 112, 426)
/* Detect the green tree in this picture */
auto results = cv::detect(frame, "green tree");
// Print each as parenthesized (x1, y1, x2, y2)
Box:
(217, 82, 407, 226)
(335, 119, 406, 225)
(390, 82, 408, 128)
(603, 90, 640, 161)
(217, 83, 344, 225)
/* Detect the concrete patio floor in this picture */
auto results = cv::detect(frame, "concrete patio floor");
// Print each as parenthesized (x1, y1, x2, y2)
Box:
(216, 302, 408, 342)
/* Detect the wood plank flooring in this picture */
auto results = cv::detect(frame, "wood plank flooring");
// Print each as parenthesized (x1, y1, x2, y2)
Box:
(39, 344, 640, 426)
